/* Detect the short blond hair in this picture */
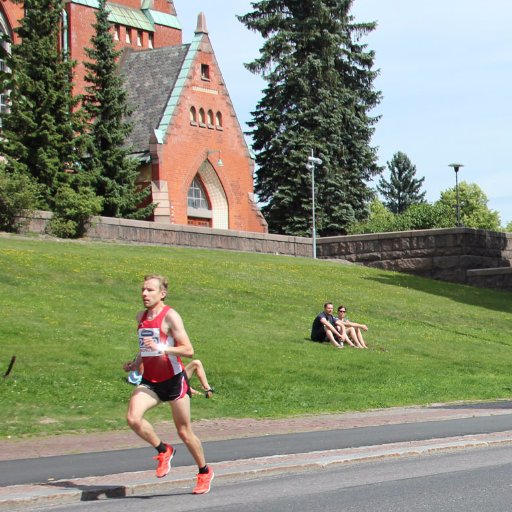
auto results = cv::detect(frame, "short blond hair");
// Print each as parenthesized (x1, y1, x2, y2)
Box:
(143, 274, 168, 294)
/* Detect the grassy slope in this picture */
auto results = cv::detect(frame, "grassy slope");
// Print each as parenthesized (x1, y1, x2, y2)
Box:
(0, 235, 511, 438)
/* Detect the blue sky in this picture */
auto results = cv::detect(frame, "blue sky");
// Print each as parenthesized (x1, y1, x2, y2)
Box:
(175, 1, 512, 226)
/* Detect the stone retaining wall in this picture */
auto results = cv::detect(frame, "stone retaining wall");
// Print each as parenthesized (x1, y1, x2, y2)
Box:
(466, 267, 512, 291)
(19, 212, 512, 291)
(21, 211, 312, 258)
(317, 228, 512, 289)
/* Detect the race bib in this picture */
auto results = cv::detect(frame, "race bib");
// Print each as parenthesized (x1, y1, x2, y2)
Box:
(138, 327, 163, 357)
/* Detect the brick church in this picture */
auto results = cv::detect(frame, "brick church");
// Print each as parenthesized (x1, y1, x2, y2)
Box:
(0, 0, 268, 233)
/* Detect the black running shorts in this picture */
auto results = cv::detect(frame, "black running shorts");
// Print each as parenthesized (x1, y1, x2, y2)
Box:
(139, 371, 191, 402)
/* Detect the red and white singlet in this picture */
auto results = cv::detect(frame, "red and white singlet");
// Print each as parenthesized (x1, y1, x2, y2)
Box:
(137, 305, 184, 383)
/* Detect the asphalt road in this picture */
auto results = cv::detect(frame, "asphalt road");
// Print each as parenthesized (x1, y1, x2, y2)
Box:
(2, 414, 512, 487)
(38, 444, 512, 512)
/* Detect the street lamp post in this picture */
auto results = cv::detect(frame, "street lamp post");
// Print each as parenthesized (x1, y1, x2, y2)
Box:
(448, 163, 464, 227)
(306, 150, 322, 259)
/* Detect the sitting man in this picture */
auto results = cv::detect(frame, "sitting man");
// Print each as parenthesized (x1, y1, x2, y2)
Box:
(336, 305, 369, 349)
(311, 302, 347, 348)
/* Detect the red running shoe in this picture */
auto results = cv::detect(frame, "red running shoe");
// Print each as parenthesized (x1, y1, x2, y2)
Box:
(153, 444, 175, 478)
(193, 468, 214, 494)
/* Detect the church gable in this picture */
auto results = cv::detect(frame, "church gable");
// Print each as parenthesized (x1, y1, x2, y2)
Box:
(164, 14, 250, 154)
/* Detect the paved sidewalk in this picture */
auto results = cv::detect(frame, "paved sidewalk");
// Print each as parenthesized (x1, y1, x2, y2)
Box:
(1, 400, 512, 510)
(2, 399, 512, 461)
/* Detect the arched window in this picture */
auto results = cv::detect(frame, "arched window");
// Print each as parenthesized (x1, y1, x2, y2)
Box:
(189, 106, 197, 124)
(198, 108, 206, 125)
(189, 162, 229, 229)
(188, 176, 210, 211)
(207, 109, 214, 126)
(215, 111, 223, 128)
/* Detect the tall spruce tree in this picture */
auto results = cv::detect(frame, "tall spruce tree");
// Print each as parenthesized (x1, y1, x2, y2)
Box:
(238, 0, 382, 236)
(0, 0, 88, 210)
(83, 0, 153, 219)
(377, 151, 426, 214)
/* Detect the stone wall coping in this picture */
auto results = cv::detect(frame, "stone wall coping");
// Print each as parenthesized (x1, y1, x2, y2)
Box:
(317, 227, 511, 244)
(466, 267, 512, 276)
(91, 215, 309, 243)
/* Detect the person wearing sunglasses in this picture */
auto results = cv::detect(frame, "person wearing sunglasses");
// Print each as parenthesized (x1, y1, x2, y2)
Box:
(311, 302, 350, 348)
(336, 306, 369, 349)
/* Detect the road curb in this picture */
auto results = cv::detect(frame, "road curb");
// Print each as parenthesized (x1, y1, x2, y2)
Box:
(2, 430, 512, 511)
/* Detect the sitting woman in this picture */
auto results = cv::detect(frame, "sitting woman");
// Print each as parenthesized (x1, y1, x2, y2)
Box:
(336, 305, 369, 349)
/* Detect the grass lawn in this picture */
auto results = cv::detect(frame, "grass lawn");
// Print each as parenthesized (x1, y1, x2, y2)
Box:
(0, 234, 511, 439)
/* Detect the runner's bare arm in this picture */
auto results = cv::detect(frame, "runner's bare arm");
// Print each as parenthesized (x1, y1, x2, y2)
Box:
(147, 308, 194, 358)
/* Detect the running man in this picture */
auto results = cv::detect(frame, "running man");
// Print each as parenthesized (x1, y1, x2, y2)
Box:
(127, 358, 215, 399)
(123, 274, 213, 494)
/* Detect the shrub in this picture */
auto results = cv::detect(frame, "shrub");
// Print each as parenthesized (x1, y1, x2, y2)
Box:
(46, 183, 102, 238)
(0, 164, 39, 232)
(396, 202, 453, 230)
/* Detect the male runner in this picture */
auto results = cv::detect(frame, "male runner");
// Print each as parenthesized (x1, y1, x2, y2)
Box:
(123, 274, 213, 494)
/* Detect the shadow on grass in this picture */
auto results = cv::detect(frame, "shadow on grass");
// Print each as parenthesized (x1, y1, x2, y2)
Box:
(364, 272, 512, 314)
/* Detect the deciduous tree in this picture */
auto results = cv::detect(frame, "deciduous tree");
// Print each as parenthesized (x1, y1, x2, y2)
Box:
(437, 182, 500, 230)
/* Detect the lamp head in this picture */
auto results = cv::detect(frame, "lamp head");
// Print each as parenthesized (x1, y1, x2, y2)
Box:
(308, 156, 322, 165)
(449, 163, 464, 173)
(207, 149, 224, 167)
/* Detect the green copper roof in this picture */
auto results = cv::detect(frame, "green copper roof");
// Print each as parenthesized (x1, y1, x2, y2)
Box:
(143, 9, 181, 30)
(67, 1, 180, 32)
(108, 3, 154, 32)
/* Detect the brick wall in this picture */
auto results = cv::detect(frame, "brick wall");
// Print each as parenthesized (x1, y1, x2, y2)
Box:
(66, 2, 182, 98)
(153, 29, 267, 233)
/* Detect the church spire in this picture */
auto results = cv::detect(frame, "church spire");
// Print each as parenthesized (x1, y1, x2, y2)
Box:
(195, 12, 209, 35)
